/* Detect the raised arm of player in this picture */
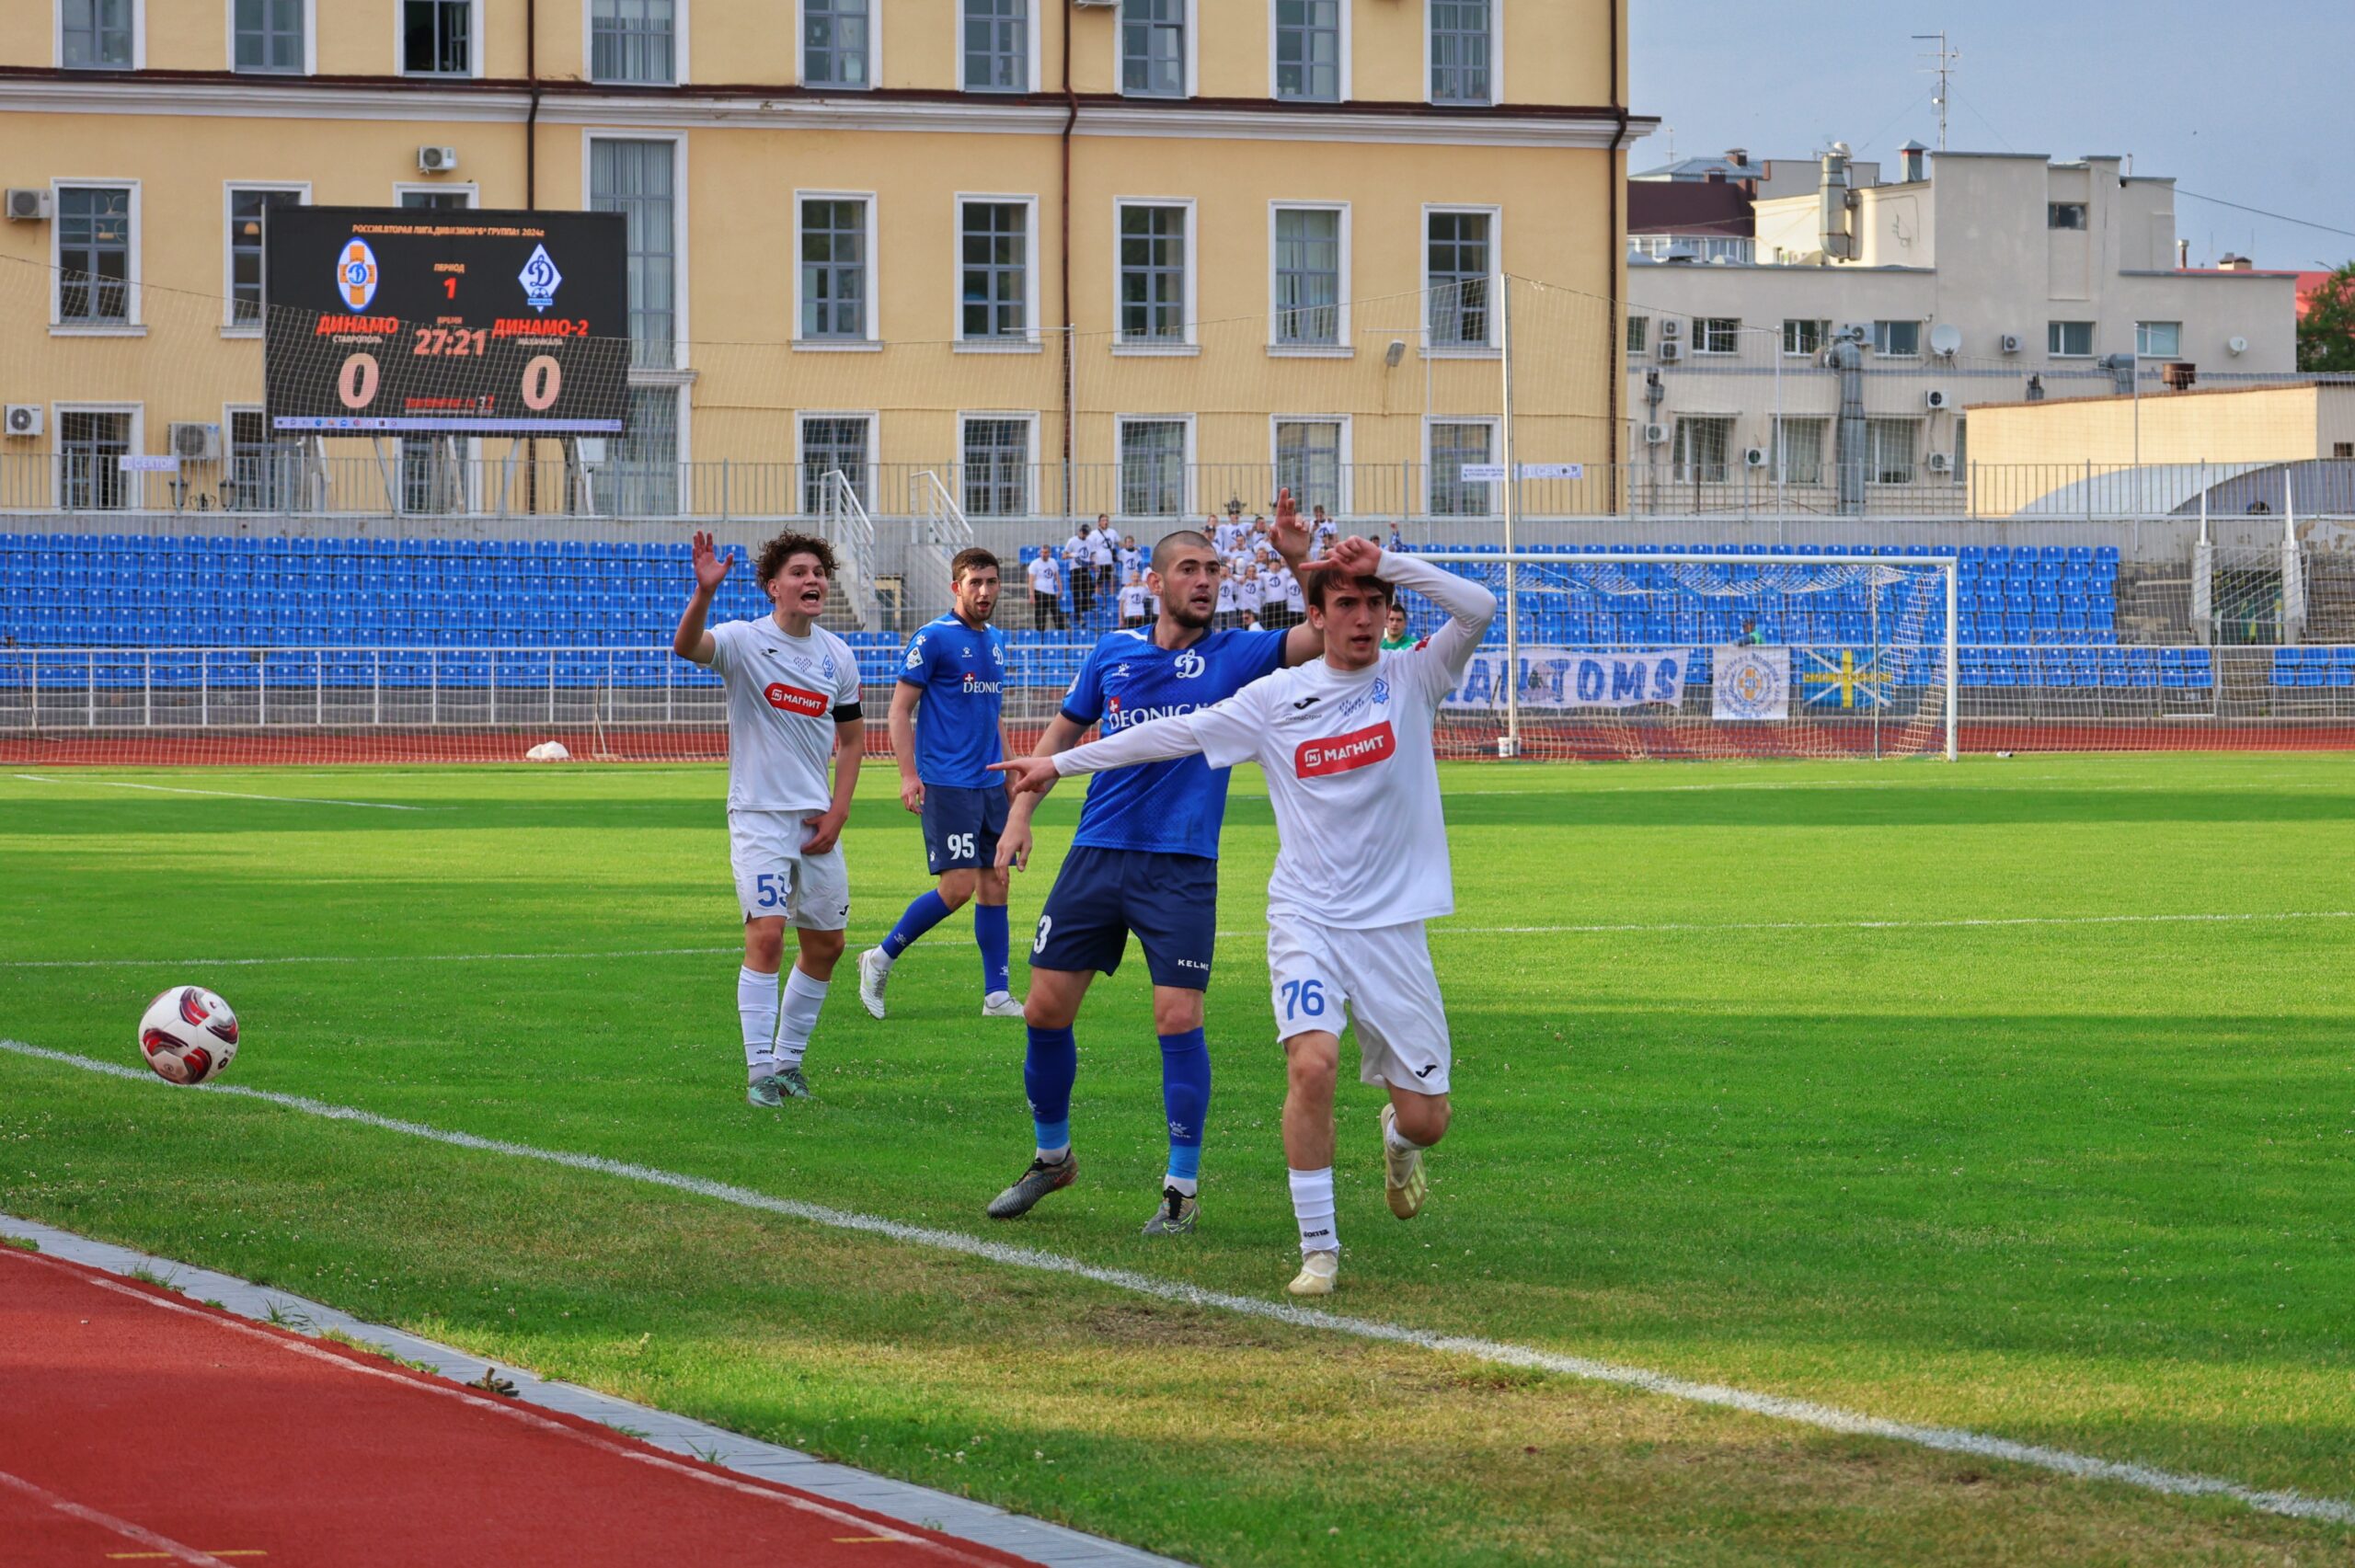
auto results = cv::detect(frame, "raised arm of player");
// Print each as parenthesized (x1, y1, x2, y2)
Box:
(991, 711, 1089, 871)
(888, 681, 925, 814)
(994, 680, 1270, 795)
(1371, 541, 1499, 698)
(672, 531, 731, 665)
(1265, 488, 1329, 669)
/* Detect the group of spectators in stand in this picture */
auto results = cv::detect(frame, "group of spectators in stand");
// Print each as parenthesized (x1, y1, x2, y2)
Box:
(1023, 504, 1408, 635)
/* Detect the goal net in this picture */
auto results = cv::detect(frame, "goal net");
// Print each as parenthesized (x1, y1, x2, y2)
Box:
(1414, 551, 1958, 761)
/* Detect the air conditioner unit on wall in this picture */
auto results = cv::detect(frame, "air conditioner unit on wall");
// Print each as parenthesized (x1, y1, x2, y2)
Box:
(1927, 452, 1954, 474)
(1658, 317, 1683, 338)
(1744, 446, 1770, 468)
(5, 189, 52, 223)
(169, 422, 223, 462)
(1657, 340, 1683, 362)
(4, 405, 42, 438)
(1924, 389, 1951, 411)
(418, 145, 458, 173)
(1643, 422, 1671, 446)
(2000, 333, 2024, 355)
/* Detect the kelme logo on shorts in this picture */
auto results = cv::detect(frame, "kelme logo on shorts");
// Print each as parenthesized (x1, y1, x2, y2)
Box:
(764, 681, 829, 717)
(1296, 721, 1396, 778)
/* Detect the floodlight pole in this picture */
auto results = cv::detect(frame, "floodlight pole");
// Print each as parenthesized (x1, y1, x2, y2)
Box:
(1499, 272, 1522, 758)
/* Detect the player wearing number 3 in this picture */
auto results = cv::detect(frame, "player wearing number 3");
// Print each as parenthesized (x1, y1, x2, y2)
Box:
(995, 537, 1494, 1296)
(675, 531, 865, 1107)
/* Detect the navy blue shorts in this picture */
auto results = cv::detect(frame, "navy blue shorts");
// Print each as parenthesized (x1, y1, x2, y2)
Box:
(921, 783, 1010, 876)
(1031, 845, 1219, 990)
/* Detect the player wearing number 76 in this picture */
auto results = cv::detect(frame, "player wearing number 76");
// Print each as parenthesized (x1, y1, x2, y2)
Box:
(995, 536, 1494, 1297)
(674, 530, 866, 1108)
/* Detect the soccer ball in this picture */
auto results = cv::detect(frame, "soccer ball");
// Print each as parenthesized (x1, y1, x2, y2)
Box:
(138, 987, 240, 1085)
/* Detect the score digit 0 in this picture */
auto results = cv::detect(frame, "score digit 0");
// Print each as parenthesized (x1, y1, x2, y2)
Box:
(337, 352, 381, 411)
(521, 354, 562, 413)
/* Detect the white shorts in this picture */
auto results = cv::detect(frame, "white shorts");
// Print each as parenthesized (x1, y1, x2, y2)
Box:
(1266, 917, 1452, 1096)
(729, 810, 851, 931)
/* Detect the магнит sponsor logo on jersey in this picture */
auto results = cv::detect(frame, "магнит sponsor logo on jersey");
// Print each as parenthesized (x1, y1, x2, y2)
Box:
(764, 682, 830, 717)
(1296, 722, 1396, 777)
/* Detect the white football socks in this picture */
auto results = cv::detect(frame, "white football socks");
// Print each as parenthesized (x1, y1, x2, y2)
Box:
(738, 966, 780, 1080)
(1289, 1167, 1338, 1256)
(775, 966, 830, 1069)
(1384, 1119, 1429, 1156)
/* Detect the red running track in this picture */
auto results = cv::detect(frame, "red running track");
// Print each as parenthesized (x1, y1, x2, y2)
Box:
(0, 1248, 1042, 1568)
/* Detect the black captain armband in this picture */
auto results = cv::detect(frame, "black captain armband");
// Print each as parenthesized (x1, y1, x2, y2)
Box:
(833, 702, 864, 725)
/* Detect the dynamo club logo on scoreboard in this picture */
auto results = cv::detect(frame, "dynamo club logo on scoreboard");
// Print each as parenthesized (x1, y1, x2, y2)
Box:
(1444, 647, 1691, 710)
(336, 237, 380, 312)
(517, 243, 564, 313)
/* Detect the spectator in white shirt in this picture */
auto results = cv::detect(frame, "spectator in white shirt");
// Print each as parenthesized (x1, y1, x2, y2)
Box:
(1116, 533, 1143, 583)
(1118, 572, 1150, 629)
(1027, 549, 1066, 630)
(1086, 523, 1116, 602)
(1063, 523, 1097, 618)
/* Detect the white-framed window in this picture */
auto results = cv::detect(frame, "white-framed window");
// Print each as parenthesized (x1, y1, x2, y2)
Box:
(795, 191, 878, 346)
(1425, 416, 1497, 516)
(1273, 416, 1349, 516)
(590, 0, 680, 86)
(1272, 0, 1345, 102)
(397, 434, 480, 515)
(1625, 315, 1648, 353)
(1671, 416, 1733, 483)
(1115, 198, 1195, 351)
(1117, 415, 1193, 517)
(595, 383, 685, 517)
(961, 0, 1034, 93)
(2136, 320, 2182, 358)
(1120, 0, 1192, 97)
(400, 0, 479, 75)
(1866, 417, 1919, 485)
(54, 403, 143, 511)
(1428, 0, 1494, 106)
(1693, 316, 1740, 355)
(396, 181, 478, 209)
(1781, 317, 1827, 356)
(1872, 319, 1921, 358)
(230, 0, 311, 74)
(959, 412, 1036, 518)
(224, 405, 306, 511)
(2047, 320, 2095, 358)
(799, 412, 874, 514)
(801, 0, 870, 88)
(957, 194, 1038, 347)
(586, 132, 684, 370)
(1270, 202, 1348, 351)
(52, 180, 139, 332)
(61, 0, 140, 68)
(2048, 201, 2087, 231)
(1772, 417, 1826, 486)
(223, 181, 307, 332)
(1424, 205, 1496, 352)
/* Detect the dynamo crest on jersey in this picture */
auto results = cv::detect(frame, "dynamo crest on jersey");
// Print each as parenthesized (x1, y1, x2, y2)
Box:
(1373, 677, 1391, 705)
(517, 244, 564, 313)
(1173, 650, 1206, 679)
(337, 238, 380, 312)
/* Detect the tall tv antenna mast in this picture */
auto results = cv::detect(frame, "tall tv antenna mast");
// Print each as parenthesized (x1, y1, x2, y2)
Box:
(1913, 32, 1958, 152)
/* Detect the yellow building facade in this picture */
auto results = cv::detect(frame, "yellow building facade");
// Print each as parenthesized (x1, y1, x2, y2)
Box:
(0, 0, 1642, 524)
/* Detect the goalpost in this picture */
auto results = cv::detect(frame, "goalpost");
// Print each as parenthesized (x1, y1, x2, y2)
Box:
(1413, 551, 1960, 763)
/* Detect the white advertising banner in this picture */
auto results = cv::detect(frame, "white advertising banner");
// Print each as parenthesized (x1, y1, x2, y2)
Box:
(1444, 647, 1692, 710)
(1712, 646, 1791, 721)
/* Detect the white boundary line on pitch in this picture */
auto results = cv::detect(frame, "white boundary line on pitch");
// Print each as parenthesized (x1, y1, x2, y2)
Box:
(0, 1465, 236, 1567)
(6, 910, 2350, 971)
(11, 774, 427, 810)
(3, 1036, 2349, 1531)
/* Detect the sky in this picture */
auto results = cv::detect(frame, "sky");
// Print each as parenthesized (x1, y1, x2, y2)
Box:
(1628, 0, 2355, 274)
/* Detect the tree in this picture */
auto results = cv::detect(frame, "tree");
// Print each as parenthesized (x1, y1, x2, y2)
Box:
(2296, 262, 2355, 374)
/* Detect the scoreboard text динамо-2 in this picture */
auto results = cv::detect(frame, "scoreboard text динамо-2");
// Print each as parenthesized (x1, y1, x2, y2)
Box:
(264, 206, 629, 435)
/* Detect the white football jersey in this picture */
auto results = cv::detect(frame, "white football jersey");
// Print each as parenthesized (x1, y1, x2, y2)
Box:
(708, 617, 864, 814)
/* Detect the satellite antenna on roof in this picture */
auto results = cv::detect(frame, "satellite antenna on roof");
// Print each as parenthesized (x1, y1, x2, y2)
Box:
(1929, 323, 1963, 359)
(1912, 31, 1958, 152)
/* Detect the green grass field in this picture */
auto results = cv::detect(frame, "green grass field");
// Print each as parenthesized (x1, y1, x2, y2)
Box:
(3, 755, 2352, 1565)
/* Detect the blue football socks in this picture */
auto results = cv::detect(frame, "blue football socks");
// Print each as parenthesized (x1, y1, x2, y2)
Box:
(974, 903, 1012, 996)
(1158, 1028, 1211, 1194)
(1025, 1025, 1078, 1159)
(881, 889, 953, 960)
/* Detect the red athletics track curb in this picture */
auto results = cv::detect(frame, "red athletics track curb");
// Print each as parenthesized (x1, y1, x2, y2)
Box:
(0, 1246, 1045, 1568)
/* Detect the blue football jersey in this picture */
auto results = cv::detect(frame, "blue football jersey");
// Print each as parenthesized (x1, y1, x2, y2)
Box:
(1058, 626, 1289, 859)
(898, 613, 1007, 789)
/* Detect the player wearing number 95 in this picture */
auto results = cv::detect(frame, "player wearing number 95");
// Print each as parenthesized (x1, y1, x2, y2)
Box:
(674, 530, 865, 1108)
(856, 548, 1023, 1022)
(995, 536, 1493, 1297)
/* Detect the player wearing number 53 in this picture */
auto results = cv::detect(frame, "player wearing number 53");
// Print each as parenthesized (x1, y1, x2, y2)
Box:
(674, 531, 865, 1108)
(996, 536, 1495, 1297)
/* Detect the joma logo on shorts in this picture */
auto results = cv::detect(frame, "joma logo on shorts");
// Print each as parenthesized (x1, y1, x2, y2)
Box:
(1296, 722, 1396, 778)
(764, 682, 829, 717)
